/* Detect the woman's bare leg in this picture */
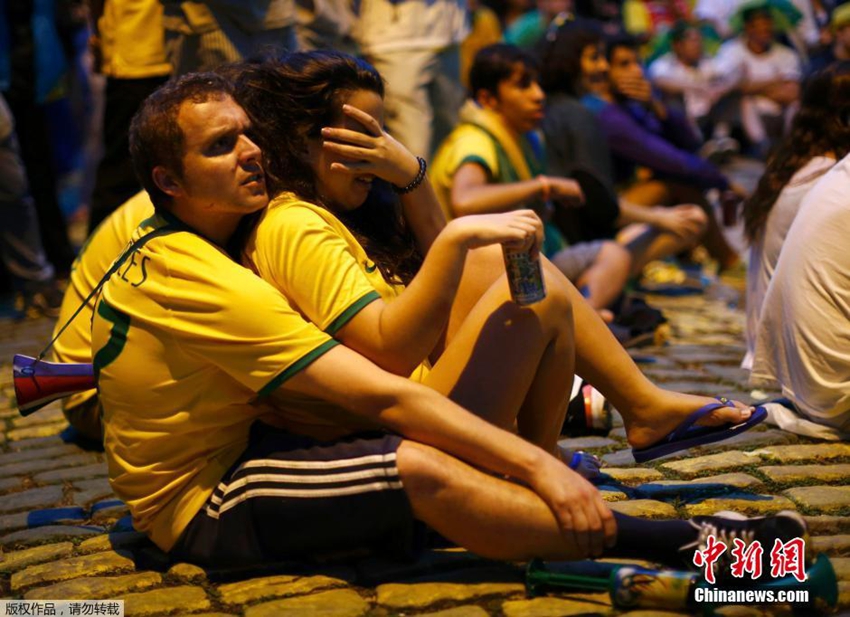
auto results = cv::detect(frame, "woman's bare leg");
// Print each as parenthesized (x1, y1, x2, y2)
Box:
(423, 252, 574, 455)
(441, 246, 752, 451)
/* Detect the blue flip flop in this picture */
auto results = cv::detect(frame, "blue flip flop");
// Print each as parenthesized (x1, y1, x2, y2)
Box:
(632, 398, 767, 463)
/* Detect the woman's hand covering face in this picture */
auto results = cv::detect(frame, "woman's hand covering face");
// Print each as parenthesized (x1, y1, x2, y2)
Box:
(320, 104, 422, 188)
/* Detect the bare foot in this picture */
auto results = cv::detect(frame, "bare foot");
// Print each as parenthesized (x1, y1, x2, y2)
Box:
(622, 390, 753, 450)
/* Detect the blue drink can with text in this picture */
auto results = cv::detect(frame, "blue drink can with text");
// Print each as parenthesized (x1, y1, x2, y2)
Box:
(503, 246, 546, 306)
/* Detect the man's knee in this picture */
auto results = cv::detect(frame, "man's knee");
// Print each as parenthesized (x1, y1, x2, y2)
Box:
(596, 241, 632, 272)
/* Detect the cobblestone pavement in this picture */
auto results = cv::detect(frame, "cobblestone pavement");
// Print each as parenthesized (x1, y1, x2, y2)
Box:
(1, 286, 849, 617)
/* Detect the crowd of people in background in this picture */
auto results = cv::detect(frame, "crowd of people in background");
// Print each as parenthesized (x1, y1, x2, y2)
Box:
(2, 0, 850, 441)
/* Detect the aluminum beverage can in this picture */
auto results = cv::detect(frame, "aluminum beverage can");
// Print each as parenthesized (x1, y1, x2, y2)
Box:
(611, 566, 697, 610)
(503, 246, 546, 305)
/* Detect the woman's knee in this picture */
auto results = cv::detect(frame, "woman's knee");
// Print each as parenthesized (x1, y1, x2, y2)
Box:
(539, 268, 574, 324)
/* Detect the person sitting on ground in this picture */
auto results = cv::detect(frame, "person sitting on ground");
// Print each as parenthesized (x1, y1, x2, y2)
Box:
(751, 150, 850, 441)
(236, 49, 764, 463)
(582, 33, 742, 270)
(538, 24, 707, 280)
(93, 69, 803, 572)
(742, 61, 850, 371)
(712, 1, 802, 157)
(647, 21, 739, 156)
(430, 44, 632, 313)
(50, 191, 154, 441)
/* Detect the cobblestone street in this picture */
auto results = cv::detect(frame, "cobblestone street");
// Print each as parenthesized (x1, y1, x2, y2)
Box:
(1, 284, 849, 616)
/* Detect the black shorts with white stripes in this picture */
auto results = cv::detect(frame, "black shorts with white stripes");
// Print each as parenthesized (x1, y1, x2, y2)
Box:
(170, 422, 422, 567)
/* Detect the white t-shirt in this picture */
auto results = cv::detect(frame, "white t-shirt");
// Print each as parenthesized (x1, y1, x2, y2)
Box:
(714, 38, 801, 114)
(648, 53, 724, 119)
(352, 0, 468, 54)
(694, 0, 818, 44)
(744, 156, 836, 368)
(751, 153, 850, 434)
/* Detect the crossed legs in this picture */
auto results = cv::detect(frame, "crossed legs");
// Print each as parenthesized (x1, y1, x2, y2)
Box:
(433, 245, 752, 454)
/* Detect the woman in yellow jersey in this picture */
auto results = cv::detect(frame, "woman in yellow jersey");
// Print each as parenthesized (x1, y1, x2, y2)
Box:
(237, 51, 760, 465)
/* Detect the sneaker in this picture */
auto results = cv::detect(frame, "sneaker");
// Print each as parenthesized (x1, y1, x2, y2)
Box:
(682, 510, 809, 584)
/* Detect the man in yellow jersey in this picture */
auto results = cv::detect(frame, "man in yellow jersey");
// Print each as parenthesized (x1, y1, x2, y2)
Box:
(92, 72, 805, 572)
(52, 192, 154, 441)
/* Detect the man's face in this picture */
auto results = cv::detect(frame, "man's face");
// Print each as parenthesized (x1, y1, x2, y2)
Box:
(608, 46, 644, 89)
(745, 13, 775, 48)
(165, 95, 267, 215)
(673, 29, 704, 66)
(482, 64, 545, 134)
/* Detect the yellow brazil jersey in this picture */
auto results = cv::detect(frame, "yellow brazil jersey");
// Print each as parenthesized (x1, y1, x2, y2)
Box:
(431, 124, 501, 221)
(93, 211, 338, 552)
(52, 192, 155, 410)
(431, 123, 567, 257)
(244, 193, 430, 438)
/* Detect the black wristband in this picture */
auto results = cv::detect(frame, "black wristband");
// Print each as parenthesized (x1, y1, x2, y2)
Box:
(393, 156, 427, 194)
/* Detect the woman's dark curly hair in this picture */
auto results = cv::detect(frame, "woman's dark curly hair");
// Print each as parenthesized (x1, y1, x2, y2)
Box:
(234, 51, 423, 286)
(539, 25, 604, 96)
(742, 61, 850, 243)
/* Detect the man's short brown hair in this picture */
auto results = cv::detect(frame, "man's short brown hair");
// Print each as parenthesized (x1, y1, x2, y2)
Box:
(129, 73, 234, 209)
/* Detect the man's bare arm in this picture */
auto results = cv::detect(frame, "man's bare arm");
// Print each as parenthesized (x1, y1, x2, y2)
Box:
(278, 343, 614, 554)
(450, 163, 582, 217)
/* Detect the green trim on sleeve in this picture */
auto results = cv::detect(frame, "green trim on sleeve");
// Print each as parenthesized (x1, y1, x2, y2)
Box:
(93, 300, 131, 375)
(325, 291, 381, 335)
(258, 339, 340, 398)
(457, 155, 495, 181)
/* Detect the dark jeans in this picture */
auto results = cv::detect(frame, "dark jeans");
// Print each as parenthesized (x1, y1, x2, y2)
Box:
(4, 93, 76, 276)
(88, 76, 169, 232)
(0, 94, 55, 283)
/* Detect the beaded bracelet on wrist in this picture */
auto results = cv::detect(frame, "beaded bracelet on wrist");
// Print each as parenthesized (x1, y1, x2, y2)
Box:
(393, 156, 427, 194)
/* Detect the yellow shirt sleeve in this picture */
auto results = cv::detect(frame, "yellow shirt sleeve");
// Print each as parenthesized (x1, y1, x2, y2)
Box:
(97, 227, 337, 398)
(431, 125, 500, 218)
(248, 200, 381, 334)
